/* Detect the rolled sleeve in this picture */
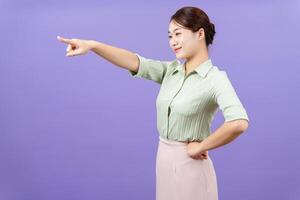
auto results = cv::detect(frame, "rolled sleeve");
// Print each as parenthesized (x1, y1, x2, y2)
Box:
(213, 71, 249, 122)
(128, 53, 174, 84)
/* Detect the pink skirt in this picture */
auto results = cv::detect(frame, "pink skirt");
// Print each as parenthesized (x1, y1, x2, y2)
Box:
(156, 136, 218, 200)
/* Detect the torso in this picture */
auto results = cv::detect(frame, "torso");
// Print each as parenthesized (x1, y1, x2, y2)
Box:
(156, 59, 218, 142)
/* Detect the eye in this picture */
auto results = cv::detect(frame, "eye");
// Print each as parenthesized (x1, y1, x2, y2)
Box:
(168, 33, 181, 39)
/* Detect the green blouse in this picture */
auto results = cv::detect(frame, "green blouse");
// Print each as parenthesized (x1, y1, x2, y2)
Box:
(128, 53, 249, 142)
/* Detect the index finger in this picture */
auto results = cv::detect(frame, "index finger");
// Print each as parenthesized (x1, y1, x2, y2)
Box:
(57, 36, 74, 45)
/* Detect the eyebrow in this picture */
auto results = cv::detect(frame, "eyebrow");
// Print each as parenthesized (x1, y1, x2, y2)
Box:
(168, 28, 182, 34)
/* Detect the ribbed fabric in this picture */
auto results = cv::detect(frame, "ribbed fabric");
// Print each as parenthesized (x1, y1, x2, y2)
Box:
(129, 53, 249, 142)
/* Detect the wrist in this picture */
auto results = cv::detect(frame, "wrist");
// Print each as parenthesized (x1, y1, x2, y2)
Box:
(87, 40, 98, 51)
(198, 141, 206, 152)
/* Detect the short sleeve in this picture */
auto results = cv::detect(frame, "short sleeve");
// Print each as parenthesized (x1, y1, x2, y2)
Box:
(128, 53, 175, 84)
(213, 71, 250, 122)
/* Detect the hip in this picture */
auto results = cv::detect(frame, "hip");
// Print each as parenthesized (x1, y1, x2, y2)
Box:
(157, 136, 209, 163)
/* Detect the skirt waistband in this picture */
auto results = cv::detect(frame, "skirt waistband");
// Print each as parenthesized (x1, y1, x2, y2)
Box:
(159, 136, 188, 146)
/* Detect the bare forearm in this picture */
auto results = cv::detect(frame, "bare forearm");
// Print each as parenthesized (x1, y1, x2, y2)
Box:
(199, 119, 249, 152)
(88, 40, 139, 72)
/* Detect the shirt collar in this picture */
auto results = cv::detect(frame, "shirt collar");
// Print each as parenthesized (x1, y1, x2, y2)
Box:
(172, 58, 214, 78)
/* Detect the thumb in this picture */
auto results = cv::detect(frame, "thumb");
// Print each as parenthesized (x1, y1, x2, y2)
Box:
(66, 49, 81, 57)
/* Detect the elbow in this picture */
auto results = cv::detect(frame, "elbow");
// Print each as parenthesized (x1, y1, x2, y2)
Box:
(236, 119, 249, 133)
(225, 119, 249, 134)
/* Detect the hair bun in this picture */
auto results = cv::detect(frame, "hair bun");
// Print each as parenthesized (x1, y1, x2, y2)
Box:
(210, 22, 215, 33)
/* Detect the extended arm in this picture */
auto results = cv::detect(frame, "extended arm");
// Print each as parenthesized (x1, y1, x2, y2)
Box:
(57, 36, 139, 73)
(89, 40, 139, 73)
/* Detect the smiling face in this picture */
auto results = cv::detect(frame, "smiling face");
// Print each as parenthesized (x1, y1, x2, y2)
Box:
(168, 20, 205, 60)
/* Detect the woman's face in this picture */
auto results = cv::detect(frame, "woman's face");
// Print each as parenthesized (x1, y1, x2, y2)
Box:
(168, 20, 203, 60)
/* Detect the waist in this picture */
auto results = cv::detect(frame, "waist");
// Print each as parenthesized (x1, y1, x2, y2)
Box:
(159, 136, 203, 145)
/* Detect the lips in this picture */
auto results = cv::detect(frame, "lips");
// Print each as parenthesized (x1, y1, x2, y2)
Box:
(174, 47, 182, 52)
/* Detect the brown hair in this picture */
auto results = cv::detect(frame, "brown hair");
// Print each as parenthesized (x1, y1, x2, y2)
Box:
(170, 6, 216, 47)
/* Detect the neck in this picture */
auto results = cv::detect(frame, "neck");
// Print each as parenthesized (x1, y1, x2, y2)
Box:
(184, 48, 209, 74)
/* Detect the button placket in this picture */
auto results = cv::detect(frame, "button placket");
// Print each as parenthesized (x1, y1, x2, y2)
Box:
(166, 73, 193, 139)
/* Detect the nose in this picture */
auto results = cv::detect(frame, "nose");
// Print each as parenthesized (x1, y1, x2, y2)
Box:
(170, 40, 179, 49)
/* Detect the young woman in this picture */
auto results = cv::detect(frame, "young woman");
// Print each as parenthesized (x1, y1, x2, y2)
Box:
(57, 6, 249, 200)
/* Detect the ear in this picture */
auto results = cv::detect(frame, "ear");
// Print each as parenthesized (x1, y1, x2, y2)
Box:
(197, 28, 205, 40)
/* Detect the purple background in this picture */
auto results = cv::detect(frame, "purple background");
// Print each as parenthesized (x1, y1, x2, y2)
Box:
(1, 1, 299, 200)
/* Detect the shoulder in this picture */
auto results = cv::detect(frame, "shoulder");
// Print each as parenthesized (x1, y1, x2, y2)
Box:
(207, 66, 230, 84)
(165, 59, 181, 74)
(206, 66, 235, 94)
(166, 59, 180, 68)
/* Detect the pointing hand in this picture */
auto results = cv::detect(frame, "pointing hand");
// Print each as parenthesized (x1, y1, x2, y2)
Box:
(57, 36, 92, 57)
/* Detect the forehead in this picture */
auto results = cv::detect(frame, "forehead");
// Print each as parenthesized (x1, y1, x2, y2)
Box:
(168, 20, 184, 33)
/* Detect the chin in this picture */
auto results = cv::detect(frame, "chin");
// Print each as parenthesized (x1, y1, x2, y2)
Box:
(175, 54, 185, 60)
